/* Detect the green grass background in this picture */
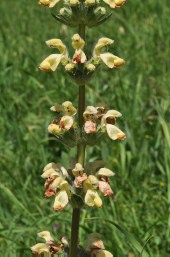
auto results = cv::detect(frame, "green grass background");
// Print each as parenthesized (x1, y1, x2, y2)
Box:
(0, 0, 170, 256)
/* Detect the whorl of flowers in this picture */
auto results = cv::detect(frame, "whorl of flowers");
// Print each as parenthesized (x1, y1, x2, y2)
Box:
(39, 0, 126, 9)
(39, 34, 125, 85)
(41, 161, 115, 211)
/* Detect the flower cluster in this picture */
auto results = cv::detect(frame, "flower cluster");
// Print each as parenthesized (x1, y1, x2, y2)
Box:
(83, 106, 126, 141)
(31, 231, 68, 256)
(47, 100, 125, 145)
(41, 160, 114, 211)
(31, 231, 113, 257)
(39, 34, 125, 85)
(39, 0, 126, 9)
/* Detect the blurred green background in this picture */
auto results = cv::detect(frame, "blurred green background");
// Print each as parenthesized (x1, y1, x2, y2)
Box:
(0, 0, 170, 256)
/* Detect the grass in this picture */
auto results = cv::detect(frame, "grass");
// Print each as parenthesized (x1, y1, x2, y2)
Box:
(0, 0, 170, 256)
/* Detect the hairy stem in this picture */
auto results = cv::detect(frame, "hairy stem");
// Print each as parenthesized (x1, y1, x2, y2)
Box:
(69, 24, 86, 257)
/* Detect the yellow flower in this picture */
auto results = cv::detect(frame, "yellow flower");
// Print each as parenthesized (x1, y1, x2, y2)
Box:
(85, 189, 102, 208)
(39, 39, 68, 72)
(101, 110, 126, 140)
(62, 101, 77, 116)
(37, 231, 54, 243)
(48, 124, 62, 135)
(103, 0, 126, 9)
(93, 38, 125, 68)
(72, 34, 87, 64)
(31, 243, 50, 255)
(93, 37, 114, 57)
(105, 124, 126, 140)
(38, 0, 61, 8)
(72, 34, 85, 50)
(100, 53, 125, 68)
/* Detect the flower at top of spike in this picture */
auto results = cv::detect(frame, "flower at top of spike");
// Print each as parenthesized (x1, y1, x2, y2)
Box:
(93, 37, 125, 68)
(72, 34, 87, 64)
(38, 0, 60, 8)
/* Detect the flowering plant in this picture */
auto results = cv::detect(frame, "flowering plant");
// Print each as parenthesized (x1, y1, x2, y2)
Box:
(30, 1, 132, 257)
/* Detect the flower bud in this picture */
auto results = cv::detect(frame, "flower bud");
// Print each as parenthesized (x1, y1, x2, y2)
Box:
(94, 6, 106, 15)
(85, 0, 96, 6)
(59, 7, 72, 15)
(48, 124, 62, 134)
(69, 0, 79, 6)
(86, 63, 96, 72)
(65, 63, 75, 71)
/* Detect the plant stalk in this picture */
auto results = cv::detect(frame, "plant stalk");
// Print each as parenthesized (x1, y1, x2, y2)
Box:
(69, 24, 86, 257)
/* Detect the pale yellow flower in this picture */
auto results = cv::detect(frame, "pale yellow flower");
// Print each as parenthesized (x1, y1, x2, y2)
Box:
(72, 34, 85, 50)
(60, 116, 74, 130)
(48, 124, 62, 135)
(100, 53, 125, 68)
(62, 101, 77, 116)
(103, 0, 126, 9)
(37, 231, 54, 243)
(97, 250, 113, 257)
(101, 110, 126, 140)
(93, 37, 114, 57)
(106, 124, 126, 140)
(38, 0, 61, 8)
(53, 190, 69, 211)
(85, 189, 102, 208)
(39, 39, 68, 72)
(31, 243, 50, 255)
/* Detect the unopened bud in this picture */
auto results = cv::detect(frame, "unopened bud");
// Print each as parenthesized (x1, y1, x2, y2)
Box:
(59, 7, 72, 15)
(65, 63, 75, 71)
(94, 6, 106, 15)
(85, 0, 96, 6)
(69, 0, 79, 6)
(86, 63, 96, 72)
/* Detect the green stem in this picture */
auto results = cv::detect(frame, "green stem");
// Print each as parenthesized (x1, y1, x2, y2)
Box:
(69, 24, 86, 257)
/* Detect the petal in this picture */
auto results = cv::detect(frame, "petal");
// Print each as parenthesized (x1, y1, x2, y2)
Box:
(49, 0, 61, 8)
(46, 39, 67, 54)
(84, 120, 97, 134)
(96, 168, 115, 177)
(72, 163, 84, 177)
(83, 106, 98, 121)
(98, 181, 113, 196)
(85, 190, 102, 208)
(103, 0, 125, 8)
(106, 124, 126, 140)
(62, 101, 77, 116)
(97, 250, 113, 257)
(74, 173, 88, 188)
(93, 38, 114, 57)
(72, 49, 87, 64)
(53, 191, 69, 211)
(41, 168, 60, 179)
(39, 54, 63, 72)
(72, 34, 85, 50)
(31, 243, 49, 254)
(37, 231, 54, 242)
(100, 53, 125, 68)
(50, 177, 64, 190)
(50, 105, 64, 113)
(60, 116, 73, 130)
